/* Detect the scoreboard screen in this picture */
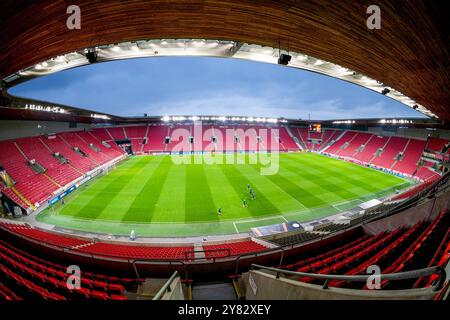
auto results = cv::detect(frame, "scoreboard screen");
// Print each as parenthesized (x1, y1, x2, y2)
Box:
(309, 123, 322, 133)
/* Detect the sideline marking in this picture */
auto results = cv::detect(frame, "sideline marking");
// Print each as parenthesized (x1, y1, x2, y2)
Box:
(233, 222, 239, 233)
(234, 215, 287, 225)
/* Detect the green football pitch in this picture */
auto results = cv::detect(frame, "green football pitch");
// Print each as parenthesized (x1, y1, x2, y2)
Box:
(37, 152, 412, 236)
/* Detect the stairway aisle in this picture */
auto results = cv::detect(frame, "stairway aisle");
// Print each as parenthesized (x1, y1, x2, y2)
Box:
(192, 282, 238, 300)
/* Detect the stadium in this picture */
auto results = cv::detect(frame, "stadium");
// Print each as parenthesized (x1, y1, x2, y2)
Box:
(0, 0, 449, 305)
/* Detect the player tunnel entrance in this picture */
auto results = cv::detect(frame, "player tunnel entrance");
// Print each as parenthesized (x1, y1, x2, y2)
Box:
(115, 139, 133, 155)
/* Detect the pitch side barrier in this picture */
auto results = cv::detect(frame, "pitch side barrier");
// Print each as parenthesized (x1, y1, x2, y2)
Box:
(386, 171, 449, 214)
(321, 151, 424, 181)
(147, 149, 300, 155)
(363, 171, 449, 219)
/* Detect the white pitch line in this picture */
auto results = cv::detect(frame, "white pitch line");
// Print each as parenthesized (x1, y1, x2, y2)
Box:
(332, 204, 343, 212)
(233, 222, 239, 233)
(334, 200, 350, 206)
(234, 215, 288, 224)
(281, 216, 289, 222)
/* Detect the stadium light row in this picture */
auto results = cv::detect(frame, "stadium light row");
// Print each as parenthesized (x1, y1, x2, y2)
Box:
(23, 103, 109, 120)
(161, 115, 285, 123)
(2, 38, 437, 119)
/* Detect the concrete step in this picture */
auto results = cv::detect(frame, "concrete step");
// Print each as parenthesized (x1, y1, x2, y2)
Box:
(192, 282, 237, 300)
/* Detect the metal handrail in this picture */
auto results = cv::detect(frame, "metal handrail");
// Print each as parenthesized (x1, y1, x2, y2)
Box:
(153, 271, 180, 300)
(234, 246, 285, 275)
(250, 264, 446, 291)
(131, 259, 188, 281)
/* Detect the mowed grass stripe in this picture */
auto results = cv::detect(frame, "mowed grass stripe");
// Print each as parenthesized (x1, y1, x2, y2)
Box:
(220, 163, 280, 217)
(247, 157, 328, 208)
(185, 158, 217, 222)
(121, 156, 172, 222)
(290, 152, 400, 185)
(148, 162, 187, 223)
(284, 153, 402, 194)
(253, 164, 328, 209)
(280, 157, 361, 201)
(67, 158, 148, 218)
(203, 164, 247, 220)
(277, 163, 352, 204)
(95, 156, 163, 221)
(235, 161, 308, 212)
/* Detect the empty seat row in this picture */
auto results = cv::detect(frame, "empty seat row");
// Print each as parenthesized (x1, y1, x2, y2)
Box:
(0, 239, 144, 300)
(1, 221, 270, 262)
(0, 239, 139, 287)
(202, 240, 269, 258)
(0, 222, 90, 248)
(76, 242, 195, 260)
(277, 210, 449, 290)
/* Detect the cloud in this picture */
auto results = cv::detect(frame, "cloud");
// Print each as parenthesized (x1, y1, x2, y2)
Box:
(10, 58, 425, 120)
(126, 88, 423, 120)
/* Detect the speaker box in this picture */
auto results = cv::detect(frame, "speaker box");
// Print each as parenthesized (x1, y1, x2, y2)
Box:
(278, 54, 292, 65)
(86, 51, 98, 63)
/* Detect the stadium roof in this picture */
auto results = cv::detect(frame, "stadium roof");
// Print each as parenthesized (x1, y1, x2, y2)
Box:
(0, 0, 448, 121)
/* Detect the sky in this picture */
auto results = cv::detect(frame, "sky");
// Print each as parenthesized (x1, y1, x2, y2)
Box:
(10, 57, 425, 120)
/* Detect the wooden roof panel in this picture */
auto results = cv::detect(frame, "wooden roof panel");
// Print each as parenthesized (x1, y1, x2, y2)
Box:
(0, 0, 448, 120)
